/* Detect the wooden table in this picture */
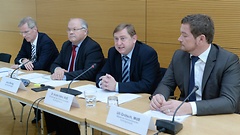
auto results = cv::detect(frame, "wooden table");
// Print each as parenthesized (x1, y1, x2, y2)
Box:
(1, 62, 240, 135)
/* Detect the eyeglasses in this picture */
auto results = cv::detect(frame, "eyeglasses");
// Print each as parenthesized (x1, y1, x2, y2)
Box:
(67, 28, 85, 33)
(19, 30, 31, 35)
(19, 27, 34, 35)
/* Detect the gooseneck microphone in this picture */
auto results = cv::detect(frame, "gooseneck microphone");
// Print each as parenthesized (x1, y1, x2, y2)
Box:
(155, 86, 199, 135)
(10, 58, 34, 78)
(10, 58, 35, 87)
(60, 63, 96, 96)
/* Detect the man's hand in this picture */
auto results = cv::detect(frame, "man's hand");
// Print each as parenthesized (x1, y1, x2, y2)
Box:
(159, 100, 192, 116)
(51, 67, 68, 80)
(99, 74, 116, 91)
(150, 94, 166, 111)
(10, 64, 19, 69)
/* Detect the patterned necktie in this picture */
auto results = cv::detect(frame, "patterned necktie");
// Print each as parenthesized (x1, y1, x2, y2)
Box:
(31, 44, 36, 62)
(69, 45, 77, 72)
(122, 56, 130, 82)
(188, 56, 199, 101)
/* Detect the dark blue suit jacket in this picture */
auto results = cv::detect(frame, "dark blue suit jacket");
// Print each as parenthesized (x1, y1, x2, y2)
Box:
(50, 36, 104, 81)
(14, 32, 59, 71)
(96, 41, 161, 94)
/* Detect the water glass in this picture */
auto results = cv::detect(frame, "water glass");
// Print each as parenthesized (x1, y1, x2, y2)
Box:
(84, 90, 97, 107)
(107, 96, 118, 108)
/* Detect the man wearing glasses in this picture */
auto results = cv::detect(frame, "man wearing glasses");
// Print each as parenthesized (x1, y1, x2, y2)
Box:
(12, 17, 59, 72)
(50, 18, 104, 81)
(11, 17, 59, 124)
(45, 18, 104, 135)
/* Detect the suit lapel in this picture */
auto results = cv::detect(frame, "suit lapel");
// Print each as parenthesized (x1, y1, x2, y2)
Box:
(202, 45, 217, 91)
(115, 53, 122, 81)
(130, 42, 139, 77)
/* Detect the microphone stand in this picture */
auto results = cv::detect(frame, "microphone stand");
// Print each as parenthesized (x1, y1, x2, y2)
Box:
(155, 86, 199, 135)
(60, 64, 96, 96)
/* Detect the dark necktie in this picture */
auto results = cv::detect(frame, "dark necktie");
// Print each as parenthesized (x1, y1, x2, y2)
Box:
(69, 45, 77, 72)
(31, 44, 36, 62)
(188, 56, 199, 101)
(122, 56, 130, 82)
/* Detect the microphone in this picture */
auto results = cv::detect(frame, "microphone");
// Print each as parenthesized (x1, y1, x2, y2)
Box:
(60, 63, 96, 96)
(10, 58, 36, 87)
(10, 58, 33, 78)
(155, 86, 199, 135)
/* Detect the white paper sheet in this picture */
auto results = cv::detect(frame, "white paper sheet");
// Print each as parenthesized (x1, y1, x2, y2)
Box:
(144, 110, 190, 123)
(18, 73, 71, 87)
(74, 84, 141, 104)
(0, 67, 24, 77)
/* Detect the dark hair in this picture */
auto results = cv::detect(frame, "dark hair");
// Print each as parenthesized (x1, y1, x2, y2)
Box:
(113, 23, 136, 37)
(181, 14, 214, 44)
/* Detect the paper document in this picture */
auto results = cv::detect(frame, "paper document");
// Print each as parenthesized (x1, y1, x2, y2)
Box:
(0, 67, 24, 77)
(18, 73, 71, 87)
(144, 110, 190, 123)
(74, 84, 141, 104)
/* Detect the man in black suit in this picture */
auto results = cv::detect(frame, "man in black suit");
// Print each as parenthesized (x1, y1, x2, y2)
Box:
(45, 18, 104, 135)
(12, 17, 59, 72)
(11, 17, 59, 123)
(96, 23, 161, 94)
(150, 14, 240, 116)
(50, 18, 104, 81)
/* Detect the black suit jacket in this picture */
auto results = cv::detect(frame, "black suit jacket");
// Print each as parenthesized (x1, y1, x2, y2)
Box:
(50, 36, 104, 81)
(15, 32, 59, 71)
(96, 41, 161, 94)
(153, 44, 240, 115)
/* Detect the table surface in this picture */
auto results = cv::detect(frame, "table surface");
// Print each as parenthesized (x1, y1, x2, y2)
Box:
(1, 61, 240, 135)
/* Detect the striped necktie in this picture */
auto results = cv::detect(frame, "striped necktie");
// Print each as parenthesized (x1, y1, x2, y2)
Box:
(122, 56, 130, 82)
(31, 44, 36, 62)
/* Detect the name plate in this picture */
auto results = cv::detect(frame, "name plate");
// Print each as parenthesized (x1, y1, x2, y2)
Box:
(0, 77, 26, 93)
(106, 106, 151, 135)
(44, 89, 80, 111)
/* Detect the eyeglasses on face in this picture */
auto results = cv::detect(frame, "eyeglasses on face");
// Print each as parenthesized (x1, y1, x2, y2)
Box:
(67, 27, 85, 33)
(19, 27, 34, 35)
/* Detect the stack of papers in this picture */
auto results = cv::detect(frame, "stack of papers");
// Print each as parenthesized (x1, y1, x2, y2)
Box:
(18, 73, 71, 87)
(74, 84, 141, 104)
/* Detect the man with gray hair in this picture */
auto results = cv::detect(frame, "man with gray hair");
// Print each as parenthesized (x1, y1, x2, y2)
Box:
(11, 16, 59, 124)
(45, 18, 104, 135)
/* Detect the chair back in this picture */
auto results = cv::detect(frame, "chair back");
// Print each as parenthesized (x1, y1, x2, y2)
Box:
(0, 53, 12, 63)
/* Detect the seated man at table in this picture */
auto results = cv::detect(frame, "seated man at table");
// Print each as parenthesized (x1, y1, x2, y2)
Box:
(11, 16, 59, 123)
(50, 18, 104, 81)
(150, 14, 240, 116)
(45, 18, 104, 135)
(96, 23, 161, 94)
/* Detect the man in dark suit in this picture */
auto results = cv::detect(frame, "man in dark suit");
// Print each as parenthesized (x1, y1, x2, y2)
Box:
(150, 14, 240, 116)
(45, 18, 104, 135)
(11, 17, 59, 123)
(50, 19, 104, 81)
(12, 17, 59, 72)
(96, 23, 161, 94)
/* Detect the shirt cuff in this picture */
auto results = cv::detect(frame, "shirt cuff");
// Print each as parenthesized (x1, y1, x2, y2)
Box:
(98, 80, 102, 88)
(189, 102, 197, 115)
(19, 58, 23, 64)
(115, 82, 119, 92)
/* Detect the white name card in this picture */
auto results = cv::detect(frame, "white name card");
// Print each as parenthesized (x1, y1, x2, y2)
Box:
(0, 77, 26, 93)
(44, 89, 80, 111)
(106, 106, 151, 135)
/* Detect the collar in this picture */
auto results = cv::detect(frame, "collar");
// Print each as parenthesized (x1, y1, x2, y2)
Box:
(190, 44, 211, 63)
